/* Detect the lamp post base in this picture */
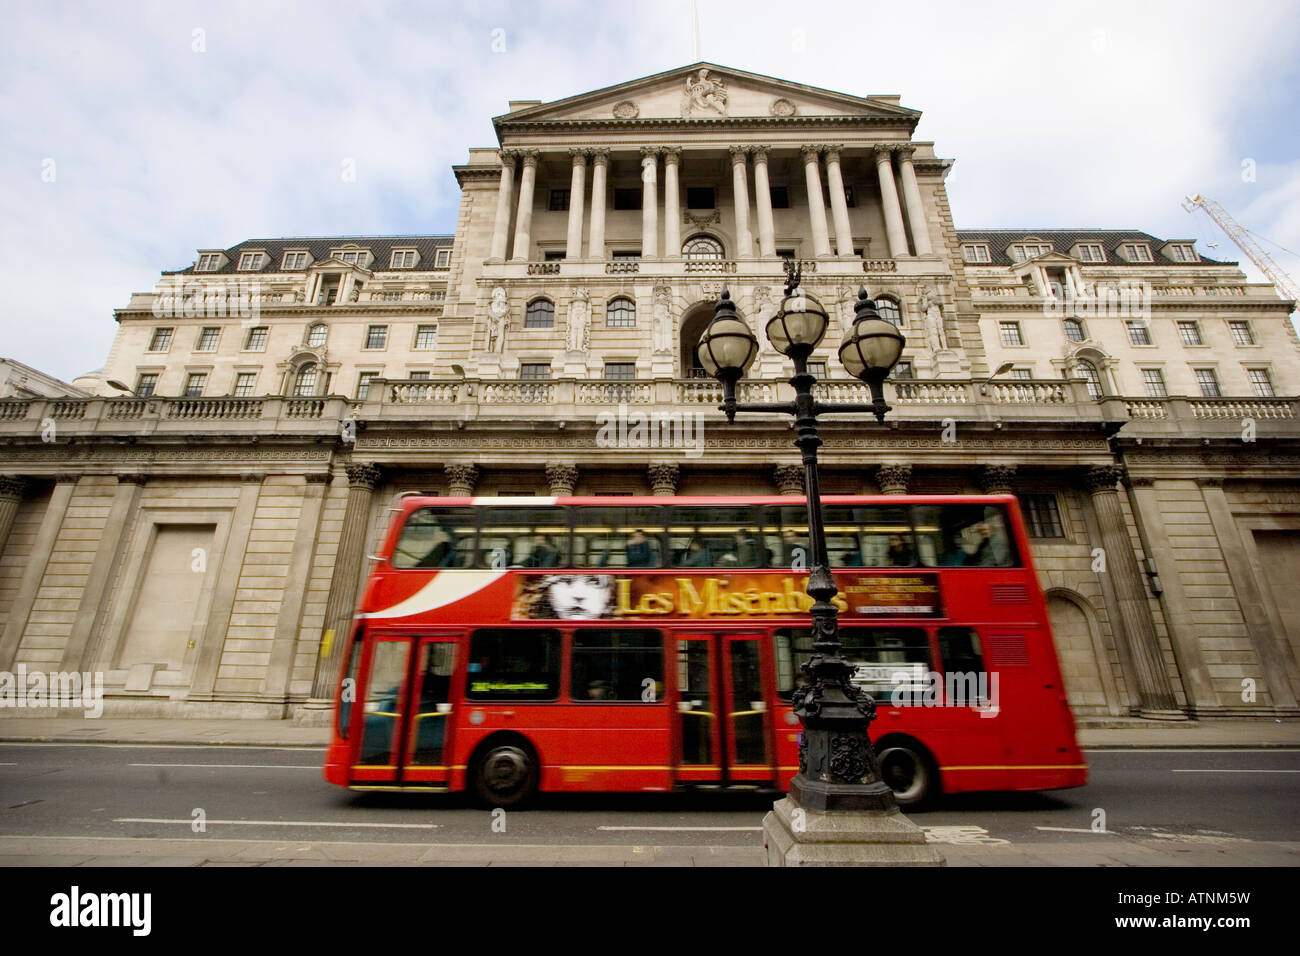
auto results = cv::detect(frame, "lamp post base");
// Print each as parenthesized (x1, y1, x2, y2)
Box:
(762, 796, 947, 867)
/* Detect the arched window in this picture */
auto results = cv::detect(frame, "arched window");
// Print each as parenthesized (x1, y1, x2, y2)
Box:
(606, 297, 636, 328)
(1064, 317, 1085, 343)
(524, 298, 555, 328)
(293, 363, 318, 396)
(306, 323, 327, 348)
(1074, 359, 1103, 399)
(682, 235, 724, 260)
(875, 296, 902, 326)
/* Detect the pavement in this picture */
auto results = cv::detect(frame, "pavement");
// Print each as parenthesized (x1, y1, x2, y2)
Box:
(1, 714, 1297, 748)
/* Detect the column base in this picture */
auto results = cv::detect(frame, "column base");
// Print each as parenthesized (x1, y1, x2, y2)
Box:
(762, 797, 946, 867)
(1135, 708, 1190, 721)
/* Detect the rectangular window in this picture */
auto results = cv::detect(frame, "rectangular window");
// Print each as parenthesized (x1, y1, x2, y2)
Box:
(392, 506, 476, 569)
(999, 321, 1024, 347)
(603, 362, 636, 380)
(769, 186, 790, 209)
(465, 628, 560, 701)
(1142, 368, 1167, 397)
(1228, 321, 1255, 346)
(1009, 368, 1033, 380)
(135, 373, 158, 397)
(1194, 368, 1221, 397)
(282, 251, 307, 270)
(195, 327, 220, 351)
(775, 627, 933, 703)
(409, 371, 429, 381)
(613, 188, 641, 210)
(776, 248, 796, 261)
(476, 506, 568, 569)
(1021, 494, 1064, 538)
(1177, 321, 1203, 346)
(808, 361, 828, 379)
(686, 187, 715, 209)
(571, 505, 664, 569)
(365, 325, 388, 349)
(244, 327, 268, 351)
(148, 328, 173, 352)
(1126, 320, 1152, 345)
(1170, 244, 1196, 262)
(1247, 368, 1275, 397)
(435, 248, 451, 269)
(184, 373, 207, 397)
(335, 250, 367, 266)
(571, 630, 664, 702)
(519, 363, 551, 381)
(543, 250, 566, 261)
(1064, 318, 1086, 343)
(1076, 243, 1105, 262)
(843, 185, 856, 208)
(548, 189, 570, 211)
(237, 252, 262, 270)
(1124, 243, 1153, 262)
(390, 250, 416, 269)
(356, 372, 378, 400)
(891, 361, 913, 380)
(233, 372, 256, 397)
(962, 244, 990, 263)
(414, 325, 437, 350)
(196, 253, 222, 272)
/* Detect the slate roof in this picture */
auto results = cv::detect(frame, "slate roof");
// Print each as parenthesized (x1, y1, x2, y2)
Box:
(954, 230, 1227, 266)
(163, 235, 455, 275)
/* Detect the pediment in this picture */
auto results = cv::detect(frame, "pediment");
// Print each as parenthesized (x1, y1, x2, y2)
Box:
(495, 63, 919, 126)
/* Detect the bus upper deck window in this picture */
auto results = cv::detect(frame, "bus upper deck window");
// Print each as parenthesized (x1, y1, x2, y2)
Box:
(914, 505, 1017, 567)
(392, 508, 475, 569)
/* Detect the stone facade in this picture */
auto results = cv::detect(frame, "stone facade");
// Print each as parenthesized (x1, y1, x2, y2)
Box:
(1, 63, 1297, 720)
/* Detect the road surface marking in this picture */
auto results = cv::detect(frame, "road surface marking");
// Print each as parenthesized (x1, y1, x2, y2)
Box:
(1170, 769, 1300, 773)
(597, 825, 762, 832)
(115, 817, 439, 829)
(923, 826, 1010, 846)
(1036, 826, 1116, 834)
(129, 763, 318, 770)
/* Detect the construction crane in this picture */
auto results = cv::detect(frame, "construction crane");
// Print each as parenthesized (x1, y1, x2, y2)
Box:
(1182, 193, 1300, 306)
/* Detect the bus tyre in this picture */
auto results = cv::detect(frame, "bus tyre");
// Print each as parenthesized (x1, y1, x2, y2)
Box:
(875, 741, 935, 809)
(471, 739, 539, 809)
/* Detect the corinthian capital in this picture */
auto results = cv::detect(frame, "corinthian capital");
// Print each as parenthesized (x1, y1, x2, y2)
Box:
(800, 144, 822, 161)
(872, 144, 894, 162)
(661, 146, 682, 162)
(894, 143, 917, 160)
(519, 149, 540, 168)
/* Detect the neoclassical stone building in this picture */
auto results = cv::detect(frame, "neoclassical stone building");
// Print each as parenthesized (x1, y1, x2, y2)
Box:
(1, 64, 1297, 721)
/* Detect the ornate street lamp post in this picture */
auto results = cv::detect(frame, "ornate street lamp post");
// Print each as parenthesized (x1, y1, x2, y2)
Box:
(698, 267, 944, 866)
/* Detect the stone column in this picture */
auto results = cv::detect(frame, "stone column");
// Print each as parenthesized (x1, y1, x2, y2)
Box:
(640, 148, 659, 259)
(875, 464, 911, 495)
(489, 149, 517, 262)
(509, 149, 539, 262)
(894, 145, 933, 256)
(545, 463, 578, 497)
(445, 463, 480, 497)
(730, 146, 753, 259)
(823, 145, 854, 258)
(648, 462, 680, 496)
(801, 146, 833, 259)
(311, 464, 383, 699)
(0, 476, 26, 563)
(0, 474, 75, 669)
(979, 465, 1017, 496)
(751, 146, 776, 257)
(565, 149, 587, 260)
(874, 145, 909, 258)
(587, 149, 609, 259)
(263, 473, 329, 702)
(774, 464, 805, 496)
(1083, 465, 1181, 717)
(663, 147, 682, 258)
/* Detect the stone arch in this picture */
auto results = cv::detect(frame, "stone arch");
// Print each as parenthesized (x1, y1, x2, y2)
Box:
(1044, 587, 1113, 715)
(682, 233, 725, 260)
(679, 300, 719, 378)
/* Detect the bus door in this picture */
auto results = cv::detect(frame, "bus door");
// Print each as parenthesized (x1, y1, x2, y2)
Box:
(673, 632, 775, 785)
(350, 632, 458, 787)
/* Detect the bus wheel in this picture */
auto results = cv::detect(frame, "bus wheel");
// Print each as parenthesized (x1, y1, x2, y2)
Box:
(472, 739, 539, 809)
(875, 741, 935, 809)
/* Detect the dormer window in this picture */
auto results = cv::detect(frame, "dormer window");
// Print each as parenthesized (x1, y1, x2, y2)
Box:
(1075, 243, 1105, 262)
(282, 251, 309, 270)
(435, 249, 451, 269)
(1167, 243, 1196, 262)
(1009, 242, 1052, 262)
(961, 243, 991, 263)
(237, 252, 265, 271)
(390, 249, 417, 269)
(1122, 243, 1153, 262)
(196, 253, 223, 272)
(332, 249, 370, 267)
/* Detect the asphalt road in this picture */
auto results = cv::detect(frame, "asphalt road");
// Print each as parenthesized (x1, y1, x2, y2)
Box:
(1, 743, 1296, 851)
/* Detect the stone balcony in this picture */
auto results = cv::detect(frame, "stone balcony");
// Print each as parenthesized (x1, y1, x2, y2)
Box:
(1, 385, 1293, 443)
(489, 255, 930, 284)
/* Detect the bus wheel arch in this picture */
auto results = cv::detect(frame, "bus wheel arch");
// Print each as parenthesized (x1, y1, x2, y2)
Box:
(468, 732, 541, 810)
(872, 734, 940, 809)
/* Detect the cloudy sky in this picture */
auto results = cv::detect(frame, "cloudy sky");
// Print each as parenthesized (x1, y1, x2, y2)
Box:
(2, 0, 1298, 381)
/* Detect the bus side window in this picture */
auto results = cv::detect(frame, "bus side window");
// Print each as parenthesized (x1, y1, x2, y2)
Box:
(465, 628, 561, 700)
(839, 627, 932, 705)
(393, 507, 476, 569)
(338, 635, 363, 739)
(572, 506, 664, 568)
(570, 629, 664, 701)
(938, 627, 985, 675)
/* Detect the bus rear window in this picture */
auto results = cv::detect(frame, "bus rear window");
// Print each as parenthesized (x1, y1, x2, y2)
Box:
(466, 628, 560, 700)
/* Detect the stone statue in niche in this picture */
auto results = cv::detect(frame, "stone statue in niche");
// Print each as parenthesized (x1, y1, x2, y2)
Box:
(567, 287, 591, 352)
(917, 284, 949, 353)
(487, 286, 509, 353)
(652, 285, 673, 354)
(682, 68, 727, 116)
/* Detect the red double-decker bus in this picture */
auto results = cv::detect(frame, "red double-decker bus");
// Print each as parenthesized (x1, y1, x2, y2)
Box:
(323, 494, 1086, 808)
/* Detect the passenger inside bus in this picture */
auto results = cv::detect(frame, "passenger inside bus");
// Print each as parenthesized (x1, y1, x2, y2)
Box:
(681, 538, 712, 567)
(885, 534, 916, 567)
(625, 530, 654, 567)
(523, 533, 562, 568)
